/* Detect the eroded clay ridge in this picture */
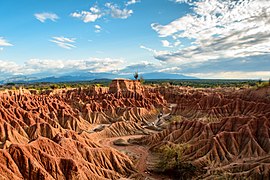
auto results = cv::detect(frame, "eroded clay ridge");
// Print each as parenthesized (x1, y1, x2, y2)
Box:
(0, 80, 167, 179)
(137, 86, 270, 179)
(156, 86, 270, 121)
(1, 80, 269, 179)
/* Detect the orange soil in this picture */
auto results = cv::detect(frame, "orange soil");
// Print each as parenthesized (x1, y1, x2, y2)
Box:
(0, 80, 269, 179)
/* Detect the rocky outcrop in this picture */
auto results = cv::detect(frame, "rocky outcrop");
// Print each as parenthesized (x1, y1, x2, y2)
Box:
(1, 82, 269, 179)
(0, 89, 139, 179)
(109, 79, 143, 95)
(0, 80, 168, 179)
(7, 136, 135, 180)
(135, 86, 270, 179)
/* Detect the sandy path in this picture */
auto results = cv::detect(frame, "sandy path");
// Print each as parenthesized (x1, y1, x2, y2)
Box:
(99, 135, 148, 172)
(98, 105, 174, 179)
(99, 135, 170, 180)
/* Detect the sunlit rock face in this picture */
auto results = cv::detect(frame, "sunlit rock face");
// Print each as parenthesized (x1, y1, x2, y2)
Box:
(109, 79, 143, 95)
(136, 86, 270, 179)
(0, 81, 168, 180)
(1, 82, 269, 179)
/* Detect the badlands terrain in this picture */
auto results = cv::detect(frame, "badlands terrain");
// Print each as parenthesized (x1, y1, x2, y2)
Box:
(0, 79, 269, 179)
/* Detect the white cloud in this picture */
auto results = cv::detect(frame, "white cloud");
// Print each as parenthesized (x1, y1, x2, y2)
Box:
(71, 5, 103, 23)
(140, 45, 169, 55)
(186, 71, 270, 80)
(158, 67, 181, 73)
(126, 0, 140, 6)
(95, 25, 101, 29)
(34, 13, 59, 23)
(70, 12, 81, 18)
(119, 61, 162, 74)
(151, 0, 270, 64)
(0, 37, 13, 47)
(94, 25, 102, 33)
(161, 40, 172, 47)
(90, 6, 100, 14)
(174, 0, 193, 4)
(50, 36, 76, 49)
(71, 11, 101, 23)
(0, 58, 126, 79)
(174, 40, 181, 46)
(25, 59, 66, 70)
(26, 58, 125, 73)
(0, 58, 268, 80)
(71, 3, 134, 23)
(140, 45, 170, 58)
(0, 60, 21, 74)
(105, 3, 133, 19)
(87, 58, 125, 72)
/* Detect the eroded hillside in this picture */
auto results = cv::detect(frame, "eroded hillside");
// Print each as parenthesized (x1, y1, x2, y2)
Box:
(0, 80, 269, 179)
(136, 86, 270, 179)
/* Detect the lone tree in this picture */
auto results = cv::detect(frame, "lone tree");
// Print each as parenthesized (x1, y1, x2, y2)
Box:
(134, 71, 139, 80)
(133, 71, 139, 99)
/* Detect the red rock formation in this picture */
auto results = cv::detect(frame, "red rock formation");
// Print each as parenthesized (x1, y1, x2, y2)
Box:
(52, 81, 167, 125)
(109, 79, 143, 95)
(7, 136, 135, 180)
(0, 81, 168, 179)
(2, 82, 269, 179)
(135, 86, 270, 179)
(0, 89, 139, 179)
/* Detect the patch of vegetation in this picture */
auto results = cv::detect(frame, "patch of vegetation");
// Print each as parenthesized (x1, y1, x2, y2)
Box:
(170, 115, 183, 122)
(144, 79, 260, 88)
(1, 79, 266, 91)
(1, 80, 111, 91)
(256, 81, 270, 88)
(155, 144, 202, 179)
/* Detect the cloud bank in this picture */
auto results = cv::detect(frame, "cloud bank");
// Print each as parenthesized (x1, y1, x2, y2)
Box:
(0, 58, 125, 79)
(149, 0, 270, 64)
(0, 55, 269, 80)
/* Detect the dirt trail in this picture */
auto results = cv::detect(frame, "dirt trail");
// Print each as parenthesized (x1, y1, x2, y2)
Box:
(99, 135, 148, 172)
(99, 105, 174, 179)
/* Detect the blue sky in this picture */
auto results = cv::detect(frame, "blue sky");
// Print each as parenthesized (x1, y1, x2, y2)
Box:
(0, 0, 270, 79)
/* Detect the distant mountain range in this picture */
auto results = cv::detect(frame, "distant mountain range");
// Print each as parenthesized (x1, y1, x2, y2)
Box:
(142, 72, 195, 79)
(0, 72, 197, 84)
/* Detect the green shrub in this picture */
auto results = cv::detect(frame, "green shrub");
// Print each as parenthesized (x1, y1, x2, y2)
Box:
(256, 81, 269, 88)
(170, 115, 182, 122)
(155, 144, 198, 179)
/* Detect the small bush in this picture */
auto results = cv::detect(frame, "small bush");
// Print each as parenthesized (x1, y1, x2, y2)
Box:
(170, 115, 182, 122)
(156, 144, 198, 179)
(256, 81, 269, 88)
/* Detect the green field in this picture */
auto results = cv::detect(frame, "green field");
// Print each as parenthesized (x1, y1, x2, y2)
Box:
(1, 79, 266, 91)
(143, 79, 261, 88)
